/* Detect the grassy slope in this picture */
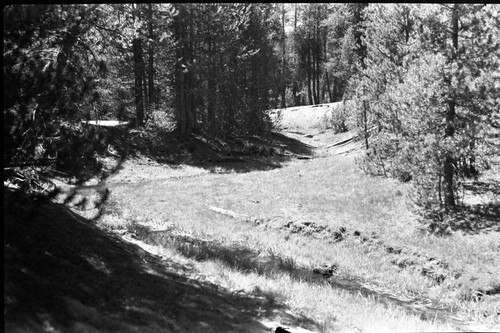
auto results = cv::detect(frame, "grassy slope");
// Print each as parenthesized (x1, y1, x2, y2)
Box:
(97, 104, 499, 332)
(102, 146, 499, 332)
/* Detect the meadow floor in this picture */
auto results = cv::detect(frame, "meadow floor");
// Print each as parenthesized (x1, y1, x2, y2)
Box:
(97, 124, 499, 332)
(5, 104, 500, 332)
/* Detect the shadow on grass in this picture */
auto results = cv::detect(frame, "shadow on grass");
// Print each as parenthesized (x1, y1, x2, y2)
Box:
(448, 178, 500, 233)
(106, 126, 315, 174)
(4, 187, 317, 332)
(447, 203, 500, 234)
(131, 223, 467, 331)
(133, 224, 300, 278)
(131, 224, 322, 330)
(463, 180, 500, 196)
(40, 125, 315, 185)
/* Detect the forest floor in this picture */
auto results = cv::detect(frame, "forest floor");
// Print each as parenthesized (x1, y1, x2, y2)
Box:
(4, 103, 500, 332)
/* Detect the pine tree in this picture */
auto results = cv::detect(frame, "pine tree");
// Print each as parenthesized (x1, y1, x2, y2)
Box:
(357, 4, 500, 227)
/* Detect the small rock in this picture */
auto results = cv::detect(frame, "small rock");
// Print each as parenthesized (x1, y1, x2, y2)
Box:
(332, 231, 344, 242)
(83, 178, 100, 186)
(386, 246, 402, 254)
(393, 258, 415, 269)
(313, 264, 338, 278)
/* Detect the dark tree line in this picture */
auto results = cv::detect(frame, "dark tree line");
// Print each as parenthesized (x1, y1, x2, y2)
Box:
(3, 3, 367, 168)
(170, 3, 280, 137)
(3, 4, 279, 166)
(4, 5, 109, 169)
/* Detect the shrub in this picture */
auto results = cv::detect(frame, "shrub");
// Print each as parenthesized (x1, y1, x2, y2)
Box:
(329, 102, 353, 134)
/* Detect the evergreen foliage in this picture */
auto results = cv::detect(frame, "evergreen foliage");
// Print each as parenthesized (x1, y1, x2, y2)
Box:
(4, 5, 107, 168)
(354, 4, 500, 227)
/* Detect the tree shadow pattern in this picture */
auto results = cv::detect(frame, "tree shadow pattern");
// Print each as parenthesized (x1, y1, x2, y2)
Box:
(130, 220, 468, 331)
(447, 203, 500, 234)
(92, 126, 315, 177)
(441, 178, 500, 234)
(4, 188, 319, 332)
(463, 180, 500, 196)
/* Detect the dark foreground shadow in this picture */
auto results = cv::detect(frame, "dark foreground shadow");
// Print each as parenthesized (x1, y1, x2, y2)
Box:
(4, 188, 317, 332)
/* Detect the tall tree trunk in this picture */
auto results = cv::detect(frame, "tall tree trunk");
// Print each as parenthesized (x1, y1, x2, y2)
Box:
(320, 71, 327, 102)
(443, 4, 459, 208)
(280, 3, 286, 108)
(323, 23, 329, 103)
(468, 138, 477, 177)
(133, 38, 144, 126)
(173, 4, 194, 136)
(314, 6, 321, 104)
(315, 47, 320, 104)
(326, 71, 334, 102)
(306, 32, 313, 105)
(148, 3, 155, 107)
(332, 76, 338, 101)
(142, 63, 149, 122)
(403, 7, 411, 43)
(188, 11, 196, 133)
(292, 3, 299, 106)
(207, 14, 217, 136)
(363, 100, 369, 150)
(312, 48, 317, 105)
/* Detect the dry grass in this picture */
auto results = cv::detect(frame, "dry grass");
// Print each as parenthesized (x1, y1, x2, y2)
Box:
(94, 107, 499, 331)
(98, 143, 500, 331)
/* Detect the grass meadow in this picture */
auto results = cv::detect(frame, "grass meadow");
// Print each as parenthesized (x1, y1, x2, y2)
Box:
(98, 144, 500, 332)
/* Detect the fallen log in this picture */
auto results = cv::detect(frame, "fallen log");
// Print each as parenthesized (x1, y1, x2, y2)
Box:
(207, 205, 249, 219)
(323, 135, 357, 149)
